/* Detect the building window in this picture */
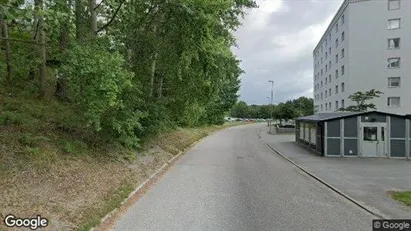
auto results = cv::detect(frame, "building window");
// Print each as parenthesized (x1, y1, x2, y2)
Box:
(336, 54, 339, 63)
(329, 61, 331, 69)
(325, 90, 328, 98)
(341, 49, 345, 58)
(388, 0, 400, 10)
(341, 82, 345, 92)
(329, 34, 331, 41)
(329, 102, 331, 110)
(329, 75, 331, 83)
(388, 18, 400, 30)
(325, 78, 328, 84)
(329, 88, 331, 96)
(388, 38, 400, 49)
(335, 69, 339, 79)
(335, 85, 338, 94)
(326, 64, 328, 72)
(321, 57, 323, 64)
(321, 69, 323, 76)
(325, 103, 328, 110)
(335, 38, 339, 47)
(342, 15, 345, 24)
(321, 81, 323, 87)
(335, 23, 338, 32)
(387, 97, 400, 107)
(388, 77, 401, 87)
(325, 52, 328, 59)
(321, 92, 323, 99)
(388, 58, 400, 68)
(341, 66, 345, 75)
(329, 47, 331, 55)
(321, 104, 323, 111)
(335, 101, 339, 110)
(364, 127, 378, 141)
(341, 99, 345, 108)
(325, 39, 328, 47)
(341, 32, 345, 41)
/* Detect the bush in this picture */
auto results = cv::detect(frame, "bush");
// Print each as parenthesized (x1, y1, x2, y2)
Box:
(61, 44, 145, 149)
(63, 140, 88, 155)
(180, 101, 206, 127)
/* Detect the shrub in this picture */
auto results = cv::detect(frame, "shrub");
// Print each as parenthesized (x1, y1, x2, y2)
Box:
(63, 140, 88, 155)
(61, 44, 145, 149)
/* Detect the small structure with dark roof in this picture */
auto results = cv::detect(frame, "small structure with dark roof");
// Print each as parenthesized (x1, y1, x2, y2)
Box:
(295, 111, 410, 159)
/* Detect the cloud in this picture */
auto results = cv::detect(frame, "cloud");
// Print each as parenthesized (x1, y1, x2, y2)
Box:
(233, 0, 342, 105)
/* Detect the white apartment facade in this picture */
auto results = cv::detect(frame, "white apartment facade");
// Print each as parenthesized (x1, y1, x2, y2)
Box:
(313, 0, 411, 115)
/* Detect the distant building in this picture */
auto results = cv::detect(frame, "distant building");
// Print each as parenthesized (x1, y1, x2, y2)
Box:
(313, 0, 411, 115)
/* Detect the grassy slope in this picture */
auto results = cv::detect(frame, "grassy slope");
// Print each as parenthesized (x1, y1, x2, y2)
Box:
(392, 191, 411, 207)
(0, 87, 240, 230)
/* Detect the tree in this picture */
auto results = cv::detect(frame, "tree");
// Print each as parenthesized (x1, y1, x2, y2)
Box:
(0, 0, 257, 148)
(35, 0, 47, 97)
(230, 101, 249, 118)
(0, 13, 12, 83)
(339, 89, 383, 112)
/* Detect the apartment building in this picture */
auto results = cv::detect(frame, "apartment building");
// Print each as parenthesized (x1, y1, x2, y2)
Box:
(313, 0, 411, 115)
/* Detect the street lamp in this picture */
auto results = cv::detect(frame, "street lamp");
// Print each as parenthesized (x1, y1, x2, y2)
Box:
(268, 80, 274, 128)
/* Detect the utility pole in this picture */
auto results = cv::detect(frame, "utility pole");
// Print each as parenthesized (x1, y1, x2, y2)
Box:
(268, 80, 274, 129)
(266, 97, 270, 126)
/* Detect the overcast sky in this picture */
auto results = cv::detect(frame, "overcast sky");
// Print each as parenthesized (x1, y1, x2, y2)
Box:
(232, 0, 343, 105)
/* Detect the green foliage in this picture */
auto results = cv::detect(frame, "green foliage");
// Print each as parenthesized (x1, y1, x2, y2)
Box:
(181, 101, 206, 127)
(61, 44, 144, 148)
(339, 89, 383, 112)
(230, 97, 313, 120)
(63, 140, 88, 155)
(1, 0, 257, 150)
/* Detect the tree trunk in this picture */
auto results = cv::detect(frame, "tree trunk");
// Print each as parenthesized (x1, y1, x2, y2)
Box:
(148, 5, 158, 97)
(75, 0, 83, 42)
(90, 0, 97, 36)
(0, 14, 12, 83)
(56, 0, 72, 100)
(149, 52, 158, 97)
(36, 0, 46, 98)
(157, 74, 163, 98)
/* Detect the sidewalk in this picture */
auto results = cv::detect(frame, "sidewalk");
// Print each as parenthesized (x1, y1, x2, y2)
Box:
(259, 128, 411, 219)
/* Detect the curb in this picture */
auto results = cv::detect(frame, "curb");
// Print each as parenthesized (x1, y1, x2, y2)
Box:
(91, 125, 238, 231)
(261, 136, 387, 219)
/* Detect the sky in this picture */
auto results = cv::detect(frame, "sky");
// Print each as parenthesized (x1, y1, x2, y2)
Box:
(232, 0, 344, 105)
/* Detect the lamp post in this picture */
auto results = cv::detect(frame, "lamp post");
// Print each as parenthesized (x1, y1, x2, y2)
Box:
(268, 80, 274, 129)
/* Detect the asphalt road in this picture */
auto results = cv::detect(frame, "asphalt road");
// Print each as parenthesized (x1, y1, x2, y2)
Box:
(112, 124, 375, 231)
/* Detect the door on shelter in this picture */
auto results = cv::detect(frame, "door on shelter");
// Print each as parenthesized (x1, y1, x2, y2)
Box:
(361, 126, 386, 157)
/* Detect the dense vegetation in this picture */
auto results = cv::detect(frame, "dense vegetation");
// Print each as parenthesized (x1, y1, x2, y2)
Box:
(0, 0, 257, 149)
(230, 97, 314, 120)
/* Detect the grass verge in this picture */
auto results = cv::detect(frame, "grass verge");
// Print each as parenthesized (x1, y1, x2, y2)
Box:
(391, 191, 411, 207)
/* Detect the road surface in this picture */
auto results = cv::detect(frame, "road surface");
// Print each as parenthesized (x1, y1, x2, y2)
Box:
(112, 124, 375, 231)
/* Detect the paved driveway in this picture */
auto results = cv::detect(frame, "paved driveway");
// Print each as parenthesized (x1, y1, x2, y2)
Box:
(260, 128, 411, 219)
